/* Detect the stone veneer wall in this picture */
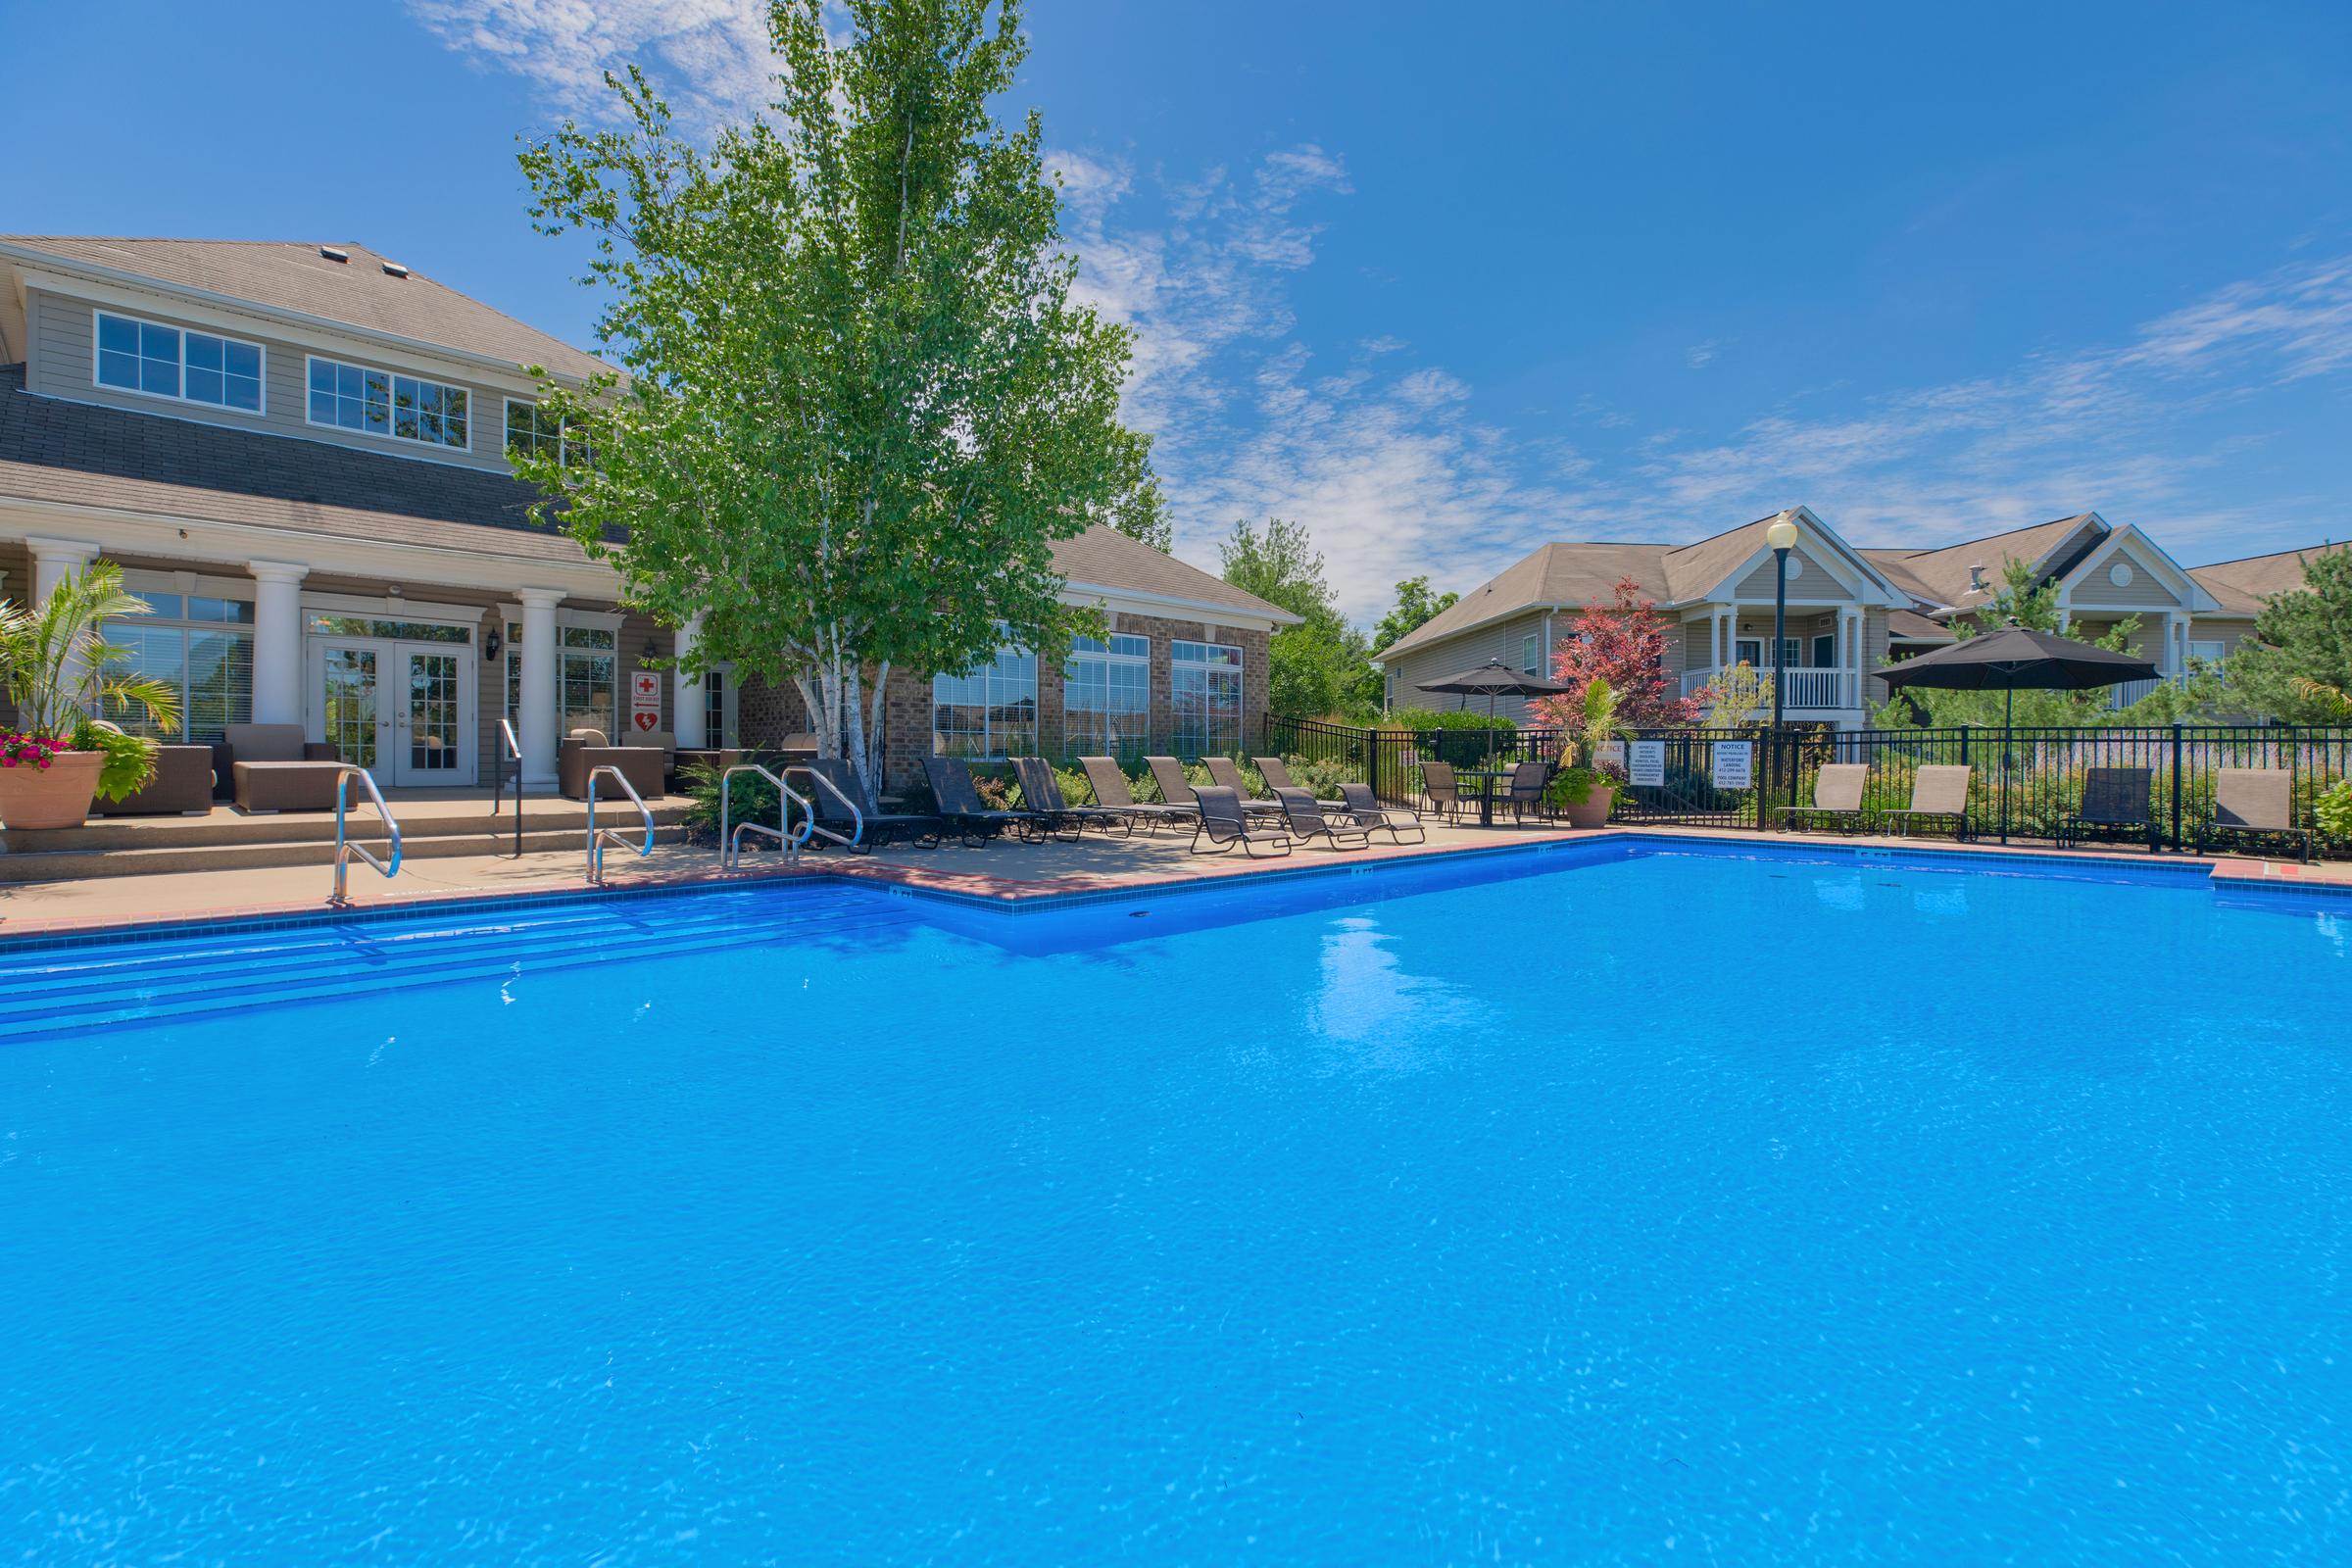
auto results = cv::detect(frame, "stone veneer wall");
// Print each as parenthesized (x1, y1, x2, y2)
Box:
(737, 609, 1274, 793)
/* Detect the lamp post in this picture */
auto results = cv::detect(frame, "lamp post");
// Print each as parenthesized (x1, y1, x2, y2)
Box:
(1764, 511, 1799, 828)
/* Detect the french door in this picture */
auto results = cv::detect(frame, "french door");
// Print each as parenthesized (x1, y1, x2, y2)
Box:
(312, 638, 474, 786)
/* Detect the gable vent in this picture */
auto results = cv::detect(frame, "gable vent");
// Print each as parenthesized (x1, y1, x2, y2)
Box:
(318, 245, 349, 263)
(381, 261, 410, 278)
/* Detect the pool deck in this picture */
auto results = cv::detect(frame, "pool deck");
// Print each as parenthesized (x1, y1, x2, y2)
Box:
(0, 817, 2342, 943)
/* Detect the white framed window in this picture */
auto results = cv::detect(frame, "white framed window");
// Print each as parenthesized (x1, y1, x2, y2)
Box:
(1170, 639, 1243, 758)
(504, 398, 592, 467)
(1063, 633, 1151, 760)
(2187, 639, 2226, 666)
(102, 586, 257, 743)
(933, 645, 1038, 760)
(94, 310, 264, 413)
(504, 618, 621, 738)
(705, 668, 739, 748)
(1520, 633, 1541, 674)
(306, 355, 471, 450)
(1735, 638, 1762, 666)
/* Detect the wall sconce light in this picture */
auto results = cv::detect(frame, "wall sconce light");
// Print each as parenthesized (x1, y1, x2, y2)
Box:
(484, 627, 503, 662)
(642, 637, 659, 664)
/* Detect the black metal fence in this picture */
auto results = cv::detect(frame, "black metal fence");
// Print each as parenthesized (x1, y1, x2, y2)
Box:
(1262, 715, 2352, 853)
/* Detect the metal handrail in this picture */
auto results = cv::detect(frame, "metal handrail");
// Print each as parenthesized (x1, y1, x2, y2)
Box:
(329, 765, 402, 906)
(786, 762, 864, 850)
(490, 718, 524, 858)
(585, 763, 655, 885)
(719, 761, 815, 869)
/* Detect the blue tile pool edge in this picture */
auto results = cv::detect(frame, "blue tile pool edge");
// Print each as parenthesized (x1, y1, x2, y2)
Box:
(0, 830, 2337, 959)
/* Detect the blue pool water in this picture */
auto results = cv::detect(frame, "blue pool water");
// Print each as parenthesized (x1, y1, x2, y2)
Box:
(3, 841, 2348, 1564)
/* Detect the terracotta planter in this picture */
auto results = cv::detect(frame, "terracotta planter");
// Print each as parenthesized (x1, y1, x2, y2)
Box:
(0, 750, 105, 830)
(1559, 782, 1614, 829)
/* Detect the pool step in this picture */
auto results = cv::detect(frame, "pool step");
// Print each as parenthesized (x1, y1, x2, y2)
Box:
(0, 889, 920, 1040)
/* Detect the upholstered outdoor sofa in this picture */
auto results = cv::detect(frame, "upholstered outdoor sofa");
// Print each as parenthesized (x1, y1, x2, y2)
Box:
(223, 723, 347, 813)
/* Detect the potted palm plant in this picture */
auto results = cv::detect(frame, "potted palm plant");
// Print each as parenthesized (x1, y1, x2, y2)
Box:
(1549, 676, 1628, 829)
(0, 563, 180, 830)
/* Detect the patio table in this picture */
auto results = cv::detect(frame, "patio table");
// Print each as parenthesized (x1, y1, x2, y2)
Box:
(1455, 768, 1513, 828)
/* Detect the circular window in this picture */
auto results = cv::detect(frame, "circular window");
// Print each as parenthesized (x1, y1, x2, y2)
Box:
(2108, 562, 2135, 588)
(1785, 557, 1803, 580)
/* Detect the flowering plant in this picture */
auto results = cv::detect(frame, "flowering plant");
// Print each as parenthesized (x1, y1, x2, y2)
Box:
(0, 562, 179, 802)
(1, 729, 62, 770)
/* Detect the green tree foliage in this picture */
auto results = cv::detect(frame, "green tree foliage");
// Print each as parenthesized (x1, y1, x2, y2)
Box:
(1219, 517, 1378, 721)
(1872, 558, 2203, 727)
(1370, 575, 1458, 656)
(2219, 549, 2352, 722)
(514, 0, 1157, 804)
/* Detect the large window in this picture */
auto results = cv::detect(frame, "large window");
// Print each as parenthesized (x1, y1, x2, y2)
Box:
(95, 311, 263, 412)
(504, 399, 592, 468)
(1170, 640, 1243, 759)
(1520, 633, 1541, 675)
(1062, 633, 1150, 760)
(103, 589, 256, 742)
(933, 646, 1038, 760)
(307, 356, 470, 450)
(504, 621, 621, 739)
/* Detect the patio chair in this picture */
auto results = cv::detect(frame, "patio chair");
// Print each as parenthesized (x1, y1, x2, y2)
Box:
(1252, 756, 1343, 807)
(1190, 784, 1292, 858)
(1202, 755, 1283, 816)
(1080, 756, 1193, 836)
(1270, 786, 1372, 851)
(1882, 763, 1973, 840)
(801, 757, 945, 852)
(922, 756, 1043, 843)
(2200, 766, 2312, 861)
(2058, 766, 2159, 852)
(1420, 760, 1466, 823)
(1772, 762, 1869, 834)
(1147, 756, 1208, 818)
(1503, 760, 1554, 823)
(1010, 757, 1111, 840)
(1338, 780, 1427, 845)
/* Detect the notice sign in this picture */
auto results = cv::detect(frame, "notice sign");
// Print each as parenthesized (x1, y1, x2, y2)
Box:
(630, 669, 662, 733)
(1596, 740, 1627, 771)
(1628, 739, 1666, 788)
(1712, 740, 1754, 790)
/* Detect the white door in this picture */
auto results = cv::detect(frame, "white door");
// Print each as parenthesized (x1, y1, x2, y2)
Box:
(311, 638, 475, 786)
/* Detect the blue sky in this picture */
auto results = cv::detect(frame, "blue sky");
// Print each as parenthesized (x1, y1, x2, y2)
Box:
(10, 1, 2352, 617)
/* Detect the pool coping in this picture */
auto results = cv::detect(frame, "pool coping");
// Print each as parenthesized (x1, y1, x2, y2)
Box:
(0, 824, 2340, 956)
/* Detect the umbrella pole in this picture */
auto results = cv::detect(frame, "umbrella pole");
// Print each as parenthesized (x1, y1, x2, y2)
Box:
(2001, 686, 2013, 845)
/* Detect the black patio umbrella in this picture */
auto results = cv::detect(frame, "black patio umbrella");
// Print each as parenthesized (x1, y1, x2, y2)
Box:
(1416, 660, 1576, 764)
(1876, 624, 2160, 842)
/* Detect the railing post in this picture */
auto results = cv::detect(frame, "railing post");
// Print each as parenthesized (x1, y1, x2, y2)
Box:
(2171, 722, 2184, 851)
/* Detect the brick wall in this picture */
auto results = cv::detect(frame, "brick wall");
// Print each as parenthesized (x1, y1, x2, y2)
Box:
(737, 609, 1274, 792)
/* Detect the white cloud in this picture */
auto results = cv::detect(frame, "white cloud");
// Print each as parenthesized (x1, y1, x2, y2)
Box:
(403, 0, 779, 128)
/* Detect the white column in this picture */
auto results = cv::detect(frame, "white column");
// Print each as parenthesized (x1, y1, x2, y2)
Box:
(246, 560, 309, 726)
(517, 588, 564, 786)
(26, 538, 99, 719)
(2159, 611, 2180, 676)
(672, 613, 708, 749)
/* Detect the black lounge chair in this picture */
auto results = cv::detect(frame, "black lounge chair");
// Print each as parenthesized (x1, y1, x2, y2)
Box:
(1190, 784, 1292, 858)
(1147, 756, 1209, 818)
(800, 757, 944, 852)
(1338, 781, 1426, 844)
(922, 756, 1042, 844)
(1079, 756, 1192, 835)
(2058, 765, 2159, 852)
(1772, 762, 1869, 834)
(1011, 757, 1124, 838)
(1202, 755, 1284, 816)
(2199, 766, 2312, 861)
(1272, 786, 1372, 851)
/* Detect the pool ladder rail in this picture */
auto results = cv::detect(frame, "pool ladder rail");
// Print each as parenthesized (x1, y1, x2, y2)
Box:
(328, 765, 403, 906)
(488, 717, 525, 858)
(586, 763, 656, 886)
(716, 761, 866, 868)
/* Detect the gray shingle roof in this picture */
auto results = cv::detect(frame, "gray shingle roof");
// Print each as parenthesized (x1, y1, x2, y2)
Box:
(1049, 525, 1298, 621)
(0, 237, 611, 381)
(2189, 543, 2345, 615)
(1859, 514, 2103, 612)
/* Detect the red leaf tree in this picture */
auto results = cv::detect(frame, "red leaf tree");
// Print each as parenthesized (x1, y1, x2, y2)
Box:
(1530, 576, 1703, 729)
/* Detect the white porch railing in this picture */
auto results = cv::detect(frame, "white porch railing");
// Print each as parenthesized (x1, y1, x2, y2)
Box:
(1681, 666, 1858, 710)
(2107, 676, 2165, 710)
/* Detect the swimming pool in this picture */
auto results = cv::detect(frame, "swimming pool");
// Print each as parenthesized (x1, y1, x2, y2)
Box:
(4, 840, 2346, 1563)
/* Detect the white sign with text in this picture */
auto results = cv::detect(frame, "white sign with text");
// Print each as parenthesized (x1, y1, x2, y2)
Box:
(630, 669, 662, 734)
(1712, 740, 1753, 790)
(1628, 739, 1666, 788)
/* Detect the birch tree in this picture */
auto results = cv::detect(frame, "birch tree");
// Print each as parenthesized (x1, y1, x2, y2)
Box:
(514, 0, 1155, 804)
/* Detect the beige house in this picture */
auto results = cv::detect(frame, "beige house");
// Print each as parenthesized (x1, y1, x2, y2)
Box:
(1374, 508, 1915, 728)
(0, 235, 1290, 799)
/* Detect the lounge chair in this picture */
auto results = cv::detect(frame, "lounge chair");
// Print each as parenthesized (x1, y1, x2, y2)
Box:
(2200, 766, 2312, 861)
(1190, 784, 1292, 858)
(1147, 756, 1209, 820)
(801, 757, 944, 852)
(1202, 755, 1283, 816)
(1080, 756, 1193, 836)
(1773, 762, 1869, 834)
(1419, 760, 1466, 823)
(1010, 757, 1111, 839)
(1502, 760, 1553, 823)
(1252, 756, 1343, 807)
(1338, 781, 1426, 845)
(2058, 765, 2159, 852)
(1272, 786, 1372, 851)
(1882, 763, 1973, 840)
(922, 756, 1042, 843)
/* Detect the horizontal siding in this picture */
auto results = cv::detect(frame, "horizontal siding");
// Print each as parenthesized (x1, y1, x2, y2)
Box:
(27, 285, 536, 478)
(2069, 544, 2189, 610)
(1729, 544, 1840, 601)
(1382, 610, 1553, 724)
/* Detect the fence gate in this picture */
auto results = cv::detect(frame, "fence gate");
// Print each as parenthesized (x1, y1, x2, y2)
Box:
(1609, 729, 1764, 827)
